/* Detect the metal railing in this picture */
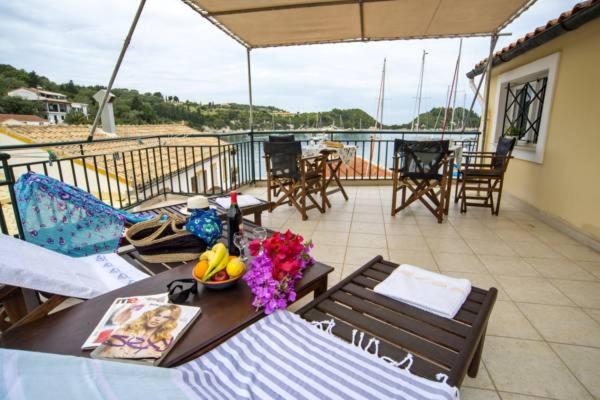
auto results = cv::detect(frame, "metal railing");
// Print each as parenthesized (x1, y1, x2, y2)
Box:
(0, 129, 479, 236)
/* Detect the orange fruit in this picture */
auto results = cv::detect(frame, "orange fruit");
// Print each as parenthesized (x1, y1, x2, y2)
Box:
(193, 260, 209, 279)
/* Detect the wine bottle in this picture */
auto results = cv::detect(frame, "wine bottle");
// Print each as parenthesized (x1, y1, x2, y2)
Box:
(227, 191, 242, 256)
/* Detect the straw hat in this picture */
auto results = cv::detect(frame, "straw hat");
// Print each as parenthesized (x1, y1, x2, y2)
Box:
(182, 195, 209, 215)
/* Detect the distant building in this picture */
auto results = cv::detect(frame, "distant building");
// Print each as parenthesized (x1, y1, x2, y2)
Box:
(0, 114, 49, 126)
(7, 87, 88, 125)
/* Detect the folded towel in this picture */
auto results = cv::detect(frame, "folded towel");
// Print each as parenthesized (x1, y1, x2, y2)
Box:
(215, 194, 262, 209)
(374, 264, 471, 319)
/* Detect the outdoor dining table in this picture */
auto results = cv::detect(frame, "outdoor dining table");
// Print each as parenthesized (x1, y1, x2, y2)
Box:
(303, 144, 356, 207)
(0, 221, 334, 367)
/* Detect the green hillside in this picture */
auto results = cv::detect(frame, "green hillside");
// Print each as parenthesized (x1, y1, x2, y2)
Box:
(0, 64, 478, 131)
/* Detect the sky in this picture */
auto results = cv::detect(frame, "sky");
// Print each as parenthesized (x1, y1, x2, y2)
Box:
(0, 0, 578, 124)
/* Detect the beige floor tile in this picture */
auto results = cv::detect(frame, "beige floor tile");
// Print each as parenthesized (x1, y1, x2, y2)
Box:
(341, 263, 363, 279)
(479, 255, 540, 277)
(354, 205, 384, 214)
(385, 223, 422, 236)
(482, 336, 592, 399)
(448, 218, 486, 229)
(350, 221, 386, 235)
(461, 388, 501, 400)
(455, 227, 500, 241)
(466, 239, 515, 256)
(310, 244, 347, 264)
(286, 293, 315, 312)
(321, 211, 354, 222)
(487, 301, 541, 340)
(426, 237, 473, 254)
(352, 212, 384, 223)
(504, 241, 563, 259)
(348, 232, 387, 249)
(434, 253, 488, 274)
(462, 361, 496, 390)
(315, 220, 352, 232)
(495, 276, 574, 305)
(499, 393, 554, 400)
(524, 258, 595, 281)
(325, 263, 343, 288)
(387, 234, 429, 251)
(576, 261, 600, 280)
(532, 229, 580, 246)
(415, 215, 445, 225)
(384, 213, 417, 224)
(311, 230, 349, 247)
(555, 244, 600, 262)
(445, 272, 509, 300)
(418, 224, 459, 238)
(388, 249, 438, 271)
(518, 303, 600, 347)
(481, 219, 521, 230)
(583, 308, 600, 324)
(345, 246, 387, 266)
(494, 229, 541, 243)
(285, 220, 319, 232)
(551, 343, 600, 398)
(551, 280, 600, 308)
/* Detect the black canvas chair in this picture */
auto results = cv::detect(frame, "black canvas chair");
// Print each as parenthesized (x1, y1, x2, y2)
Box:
(391, 139, 453, 223)
(455, 136, 516, 215)
(268, 134, 295, 142)
(264, 141, 326, 220)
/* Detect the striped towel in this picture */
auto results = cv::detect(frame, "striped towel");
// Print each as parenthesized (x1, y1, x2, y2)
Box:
(178, 311, 459, 400)
(0, 312, 458, 400)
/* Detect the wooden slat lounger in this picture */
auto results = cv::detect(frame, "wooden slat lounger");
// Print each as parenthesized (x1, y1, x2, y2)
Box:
(298, 255, 497, 388)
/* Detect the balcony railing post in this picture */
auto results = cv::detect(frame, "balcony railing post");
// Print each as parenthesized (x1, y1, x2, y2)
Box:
(250, 131, 256, 184)
(0, 153, 25, 239)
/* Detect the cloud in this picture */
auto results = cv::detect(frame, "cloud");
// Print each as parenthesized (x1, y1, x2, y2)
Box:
(0, 0, 578, 124)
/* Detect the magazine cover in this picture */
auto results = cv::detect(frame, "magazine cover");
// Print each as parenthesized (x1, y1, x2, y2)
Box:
(81, 293, 170, 350)
(90, 301, 201, 364)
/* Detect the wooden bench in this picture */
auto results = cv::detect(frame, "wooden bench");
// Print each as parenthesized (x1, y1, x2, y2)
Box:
(298, 255, 497, 387)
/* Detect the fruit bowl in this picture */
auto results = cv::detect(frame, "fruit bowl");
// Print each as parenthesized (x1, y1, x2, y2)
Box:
(192, 266, 246, 290)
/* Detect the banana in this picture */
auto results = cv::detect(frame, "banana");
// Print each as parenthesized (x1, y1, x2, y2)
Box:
(204, 252, 229, 281)
(202, 243, 228, 281)
(199, 250, 212, 262)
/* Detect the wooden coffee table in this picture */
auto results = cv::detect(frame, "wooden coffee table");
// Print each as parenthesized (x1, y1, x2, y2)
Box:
(138, 194, 272, 226)
(0, 224, 333, 367)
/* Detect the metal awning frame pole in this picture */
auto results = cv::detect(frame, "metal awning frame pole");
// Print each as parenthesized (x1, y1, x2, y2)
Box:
(479, 32, 499, 151)
(86, 0, 147, 142)
(247, 48, 256, 183)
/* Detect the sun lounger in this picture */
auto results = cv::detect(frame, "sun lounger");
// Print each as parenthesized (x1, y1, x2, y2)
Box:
(0, 233, 148, 332)
(0, 310, 459, 400)
(298, 256, 497, 388)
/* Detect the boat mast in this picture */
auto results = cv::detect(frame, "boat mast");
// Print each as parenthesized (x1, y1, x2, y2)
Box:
(450, 39, 463, 130)
(412, 49, 427, 131)
(375, 58, 386, 130)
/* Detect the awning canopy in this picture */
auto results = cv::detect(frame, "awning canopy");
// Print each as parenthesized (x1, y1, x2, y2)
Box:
(181, 0, 533, 48)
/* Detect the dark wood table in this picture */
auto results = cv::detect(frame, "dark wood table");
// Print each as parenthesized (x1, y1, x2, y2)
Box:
(139, 194, 272, 226)
(0, 256, 332, 368)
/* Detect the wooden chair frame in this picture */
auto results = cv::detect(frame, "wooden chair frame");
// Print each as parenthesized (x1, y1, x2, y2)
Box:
(265, 153, 327, 220)
(320, 150, 349, 208)
(0, 286, 67, 334)
(391, 153, 454, 223)
(454, 152, 513, 215)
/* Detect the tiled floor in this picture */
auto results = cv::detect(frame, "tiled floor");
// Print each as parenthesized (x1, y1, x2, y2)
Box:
(242, 184, 600, 400)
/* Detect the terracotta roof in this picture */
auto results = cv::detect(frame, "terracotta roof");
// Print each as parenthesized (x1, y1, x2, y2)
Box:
(0, 124, 225, 205)
(0, 114, 47, 123)
(467, 0, 600, 78)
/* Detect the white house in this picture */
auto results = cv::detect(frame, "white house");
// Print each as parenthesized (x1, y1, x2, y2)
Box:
(0, 114, 49, 126)
(7, 88, 88, 125)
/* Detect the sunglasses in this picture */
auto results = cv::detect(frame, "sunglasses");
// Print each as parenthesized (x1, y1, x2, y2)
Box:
(167, 279, 198, 304)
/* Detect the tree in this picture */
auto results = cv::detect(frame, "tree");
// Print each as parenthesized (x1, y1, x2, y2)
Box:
(65, 110, 88, 125)
(130, 95, 143, 111)
(26, 71, 41, 87)
(0, 96, 44, 115)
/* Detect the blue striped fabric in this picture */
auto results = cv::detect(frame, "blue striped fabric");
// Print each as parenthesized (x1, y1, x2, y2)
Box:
(0, 311, 459, 400)
(178, 311, 459, 400)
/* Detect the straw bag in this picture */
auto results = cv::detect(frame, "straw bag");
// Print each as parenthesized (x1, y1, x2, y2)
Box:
(125, 212, 207, 263)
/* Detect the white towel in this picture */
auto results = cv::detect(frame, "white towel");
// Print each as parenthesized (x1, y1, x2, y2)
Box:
(374, 264, 471, 319)
(215, 194, 262, 209)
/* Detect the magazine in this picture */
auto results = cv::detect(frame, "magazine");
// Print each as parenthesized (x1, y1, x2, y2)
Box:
(90, 300, 201, 366)
(82, 293, 171, 350)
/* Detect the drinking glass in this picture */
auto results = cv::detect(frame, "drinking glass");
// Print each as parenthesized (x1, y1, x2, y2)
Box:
(253, 227, 268, 242)
(233, 232, 249, 262)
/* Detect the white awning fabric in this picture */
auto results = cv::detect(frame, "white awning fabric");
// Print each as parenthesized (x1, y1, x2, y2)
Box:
(181, 0, 533, 48)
